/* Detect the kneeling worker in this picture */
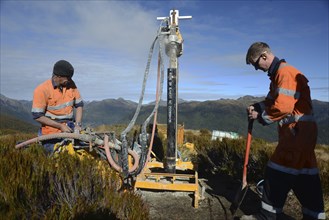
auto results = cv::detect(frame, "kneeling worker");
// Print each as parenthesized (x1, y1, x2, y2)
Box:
(32, 60, 84, 153)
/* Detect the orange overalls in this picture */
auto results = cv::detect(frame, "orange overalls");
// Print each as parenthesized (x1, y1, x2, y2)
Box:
(253, 61, 325, 219)
(32, 79, 83, 135)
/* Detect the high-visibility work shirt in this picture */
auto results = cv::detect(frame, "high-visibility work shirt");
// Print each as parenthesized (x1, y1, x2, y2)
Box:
(255, 59, 325, 220)
(256, 61, 318, 170)
(32, 79, 84, 135)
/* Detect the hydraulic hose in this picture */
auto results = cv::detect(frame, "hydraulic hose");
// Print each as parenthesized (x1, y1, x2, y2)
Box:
(147, 40, 165, 163)
(15, 133, 121, 150)
(129, 20, 167, 176)
(134, 46, 165, 175)
(15, 133, 139, 173)
(103, 135, 139, 173)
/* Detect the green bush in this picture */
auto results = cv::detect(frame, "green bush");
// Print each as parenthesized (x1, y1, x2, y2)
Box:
(0, 140, 149, 220)
(189, 129, 328, 195)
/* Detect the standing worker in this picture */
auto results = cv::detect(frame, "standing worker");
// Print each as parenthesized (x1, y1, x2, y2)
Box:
(32, 60, 84, 153)
(241, 42, 325, 220)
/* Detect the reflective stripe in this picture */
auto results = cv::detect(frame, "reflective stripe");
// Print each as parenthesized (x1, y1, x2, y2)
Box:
(279, 114, 315, 126)
(45, 111, 73, 120)
(31, 107, 45, 113)
(47, 100, 74, 110)
(302, 207, 326, 219)
(276, 87, 300, 99)
(261, 111, 275, 125)
(261, 201, 283, 214)
(268, 161, 319, 175)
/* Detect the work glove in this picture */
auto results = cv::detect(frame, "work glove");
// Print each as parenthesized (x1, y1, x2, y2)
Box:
(247, 103, 267, 126)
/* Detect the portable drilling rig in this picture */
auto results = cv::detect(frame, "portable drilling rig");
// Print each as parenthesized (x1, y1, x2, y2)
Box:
(16, 9, 201, 208)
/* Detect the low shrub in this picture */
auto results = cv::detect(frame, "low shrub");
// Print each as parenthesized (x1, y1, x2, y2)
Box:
(189, 129, 329, 216)
(0, 140, 149, 220)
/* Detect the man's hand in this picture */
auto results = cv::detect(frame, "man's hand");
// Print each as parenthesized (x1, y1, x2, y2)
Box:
(247, 105, 259, 120)
(59, 123, 73, 133)
(35, 116, 73, 133)
(74, 125, 81, 134)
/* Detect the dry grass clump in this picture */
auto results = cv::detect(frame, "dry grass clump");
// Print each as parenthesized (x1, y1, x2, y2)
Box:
(187, 129, 273, 182)
(0, 135, 149, 220)
(187, 129, 329, 216)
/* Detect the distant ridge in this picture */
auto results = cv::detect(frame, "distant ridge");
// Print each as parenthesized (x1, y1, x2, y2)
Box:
(0, 113, 38, 134)
(1, 94, 328, 144)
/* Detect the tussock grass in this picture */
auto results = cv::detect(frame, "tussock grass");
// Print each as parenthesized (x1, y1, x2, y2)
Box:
(186, 129, 329, 216)
(0, 134, 149, 220)
(6, 127, 325, 218)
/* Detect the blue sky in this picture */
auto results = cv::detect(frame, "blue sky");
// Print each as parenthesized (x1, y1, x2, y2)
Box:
(1, 0, 328, 103)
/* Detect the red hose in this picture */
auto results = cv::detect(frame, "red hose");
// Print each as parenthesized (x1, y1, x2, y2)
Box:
(102, 135, 139, 173)
(144, 51, 162, 169)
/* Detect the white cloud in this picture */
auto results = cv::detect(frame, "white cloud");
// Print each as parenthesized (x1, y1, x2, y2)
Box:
(1, 1, 161, 102)
(1, 1, 328, 103)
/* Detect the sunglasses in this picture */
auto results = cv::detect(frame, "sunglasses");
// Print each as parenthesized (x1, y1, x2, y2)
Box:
(253, 55, 262, 70)
(253, 51, 267, 70)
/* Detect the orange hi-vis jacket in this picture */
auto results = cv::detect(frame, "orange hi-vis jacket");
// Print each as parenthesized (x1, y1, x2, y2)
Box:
(32, 79, 83, 135)
(255, 61, 317, 172)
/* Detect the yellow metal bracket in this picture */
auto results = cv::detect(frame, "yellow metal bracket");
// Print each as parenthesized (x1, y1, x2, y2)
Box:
(134, 160, 200, 208)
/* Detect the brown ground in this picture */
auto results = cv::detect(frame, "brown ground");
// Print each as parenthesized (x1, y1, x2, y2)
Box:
(138, 173, 302, 220)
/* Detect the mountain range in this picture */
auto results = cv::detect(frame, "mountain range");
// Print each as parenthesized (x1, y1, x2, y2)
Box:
(0, 94, 328, 144)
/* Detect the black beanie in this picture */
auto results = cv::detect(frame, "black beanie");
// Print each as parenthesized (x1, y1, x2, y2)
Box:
(53, 60, 74, 78)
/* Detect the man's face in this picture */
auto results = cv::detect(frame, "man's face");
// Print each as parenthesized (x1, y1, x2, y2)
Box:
(54, 75, 71, 87)
(251, 52, 268, 72)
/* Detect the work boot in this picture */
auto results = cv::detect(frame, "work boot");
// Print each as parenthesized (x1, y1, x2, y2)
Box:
(240, 215, 258, 220)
